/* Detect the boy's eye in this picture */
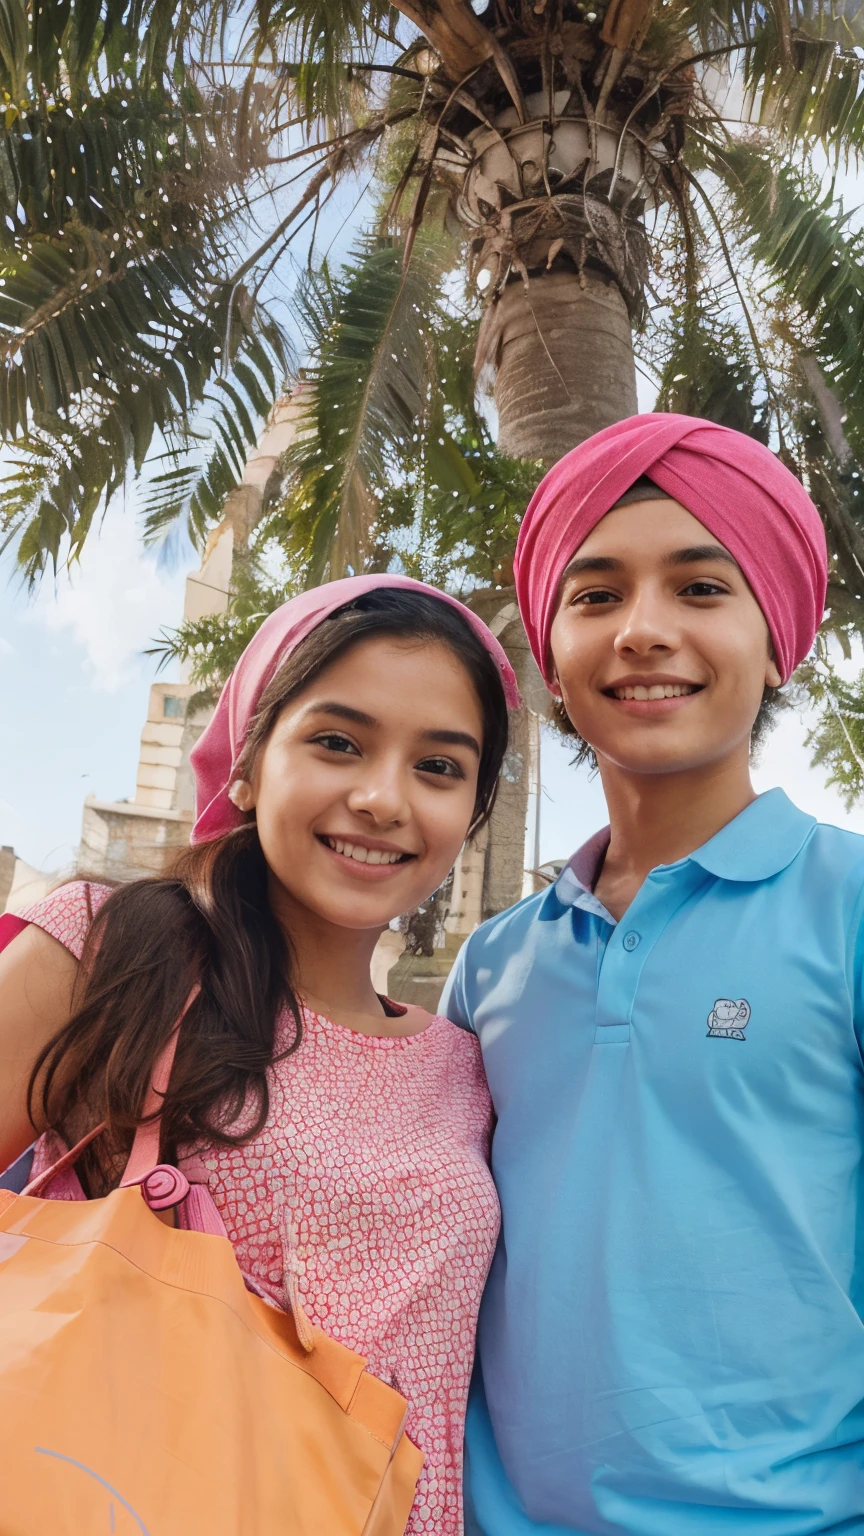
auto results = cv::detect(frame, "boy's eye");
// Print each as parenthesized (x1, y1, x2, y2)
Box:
(416, 756, 464, 779)
(313, 732, 359, 755)
(682, 580, 726, 597)
(571, 588, 618, 607)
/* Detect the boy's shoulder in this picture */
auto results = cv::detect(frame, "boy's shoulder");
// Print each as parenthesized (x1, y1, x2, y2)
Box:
(803, 815, 864, 876)
(459, 881, 566, 963)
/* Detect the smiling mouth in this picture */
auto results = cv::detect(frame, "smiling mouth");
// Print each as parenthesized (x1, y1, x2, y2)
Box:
(317, 835, 414, 867)
(605, 683, 703, 701)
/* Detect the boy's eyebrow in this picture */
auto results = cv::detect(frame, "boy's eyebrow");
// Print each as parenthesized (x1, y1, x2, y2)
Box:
(561, 555, 623, 578)
(664, 544, 739, 568)
(308, 705, 480, 756)
(561, 545, 739, 581)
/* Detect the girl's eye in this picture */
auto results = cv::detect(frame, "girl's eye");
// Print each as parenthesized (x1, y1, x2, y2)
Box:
(682, 580, 727, 598)
(416, 756, 464, 779)
(313, 732, 359, 755)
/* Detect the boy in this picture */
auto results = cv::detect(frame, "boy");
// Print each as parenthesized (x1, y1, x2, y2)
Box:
(442, 414, 864, 1534)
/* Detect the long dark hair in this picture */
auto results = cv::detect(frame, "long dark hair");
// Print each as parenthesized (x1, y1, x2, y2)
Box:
(29, 589, 509, 1194)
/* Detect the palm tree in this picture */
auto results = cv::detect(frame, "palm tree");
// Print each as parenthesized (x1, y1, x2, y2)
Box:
(237, 0, 864, 914)
(7, 0, 864, 913)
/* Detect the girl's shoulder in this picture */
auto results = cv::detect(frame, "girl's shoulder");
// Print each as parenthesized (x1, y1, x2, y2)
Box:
(17, 879, 114, 961)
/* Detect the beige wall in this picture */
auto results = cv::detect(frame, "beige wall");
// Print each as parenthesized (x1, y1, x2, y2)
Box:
(2, 852, 57, 914)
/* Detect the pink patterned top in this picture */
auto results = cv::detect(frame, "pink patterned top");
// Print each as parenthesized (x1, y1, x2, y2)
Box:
(19, 882, 500, 1536)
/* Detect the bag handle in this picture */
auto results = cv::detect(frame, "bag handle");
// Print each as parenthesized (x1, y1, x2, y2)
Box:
(23, 983, 200, 1202)
(117, 982, 201, 1206)
(119, 982, 201, 1188)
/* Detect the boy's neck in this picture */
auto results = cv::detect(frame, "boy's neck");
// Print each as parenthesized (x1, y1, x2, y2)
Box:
(594, 745, 757, 922)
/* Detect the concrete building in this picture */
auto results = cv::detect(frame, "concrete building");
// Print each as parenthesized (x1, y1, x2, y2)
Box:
(79, 395, 308, 882)
(0, 847, 54, 914)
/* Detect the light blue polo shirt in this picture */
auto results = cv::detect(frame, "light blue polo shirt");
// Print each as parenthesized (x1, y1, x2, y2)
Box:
(441, 790, 864, 1535)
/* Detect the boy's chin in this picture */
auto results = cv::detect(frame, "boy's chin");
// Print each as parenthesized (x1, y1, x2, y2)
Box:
(595, 736, 729, 777)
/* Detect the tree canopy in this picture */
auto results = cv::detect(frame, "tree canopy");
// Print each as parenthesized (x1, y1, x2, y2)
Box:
(5, 0, 864, 798)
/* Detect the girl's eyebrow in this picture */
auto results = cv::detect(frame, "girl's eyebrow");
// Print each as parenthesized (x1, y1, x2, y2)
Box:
(422, 729, 480, 757)
(313, 702, 378, 728)
(308, 703, 480, 756)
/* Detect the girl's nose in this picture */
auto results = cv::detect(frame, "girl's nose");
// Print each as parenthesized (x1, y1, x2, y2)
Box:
(345, 765, 410, 827)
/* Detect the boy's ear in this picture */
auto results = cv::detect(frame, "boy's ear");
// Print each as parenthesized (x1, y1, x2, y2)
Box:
(765, 636, 781, 690)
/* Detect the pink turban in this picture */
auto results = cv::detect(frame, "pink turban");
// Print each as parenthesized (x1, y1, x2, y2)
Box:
(514, 413, 828, 688)
(190, 574, 519, 844)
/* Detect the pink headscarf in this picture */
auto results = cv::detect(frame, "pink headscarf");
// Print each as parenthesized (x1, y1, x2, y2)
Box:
(190, 574, 519, 845)
(514, 413, 828, 688)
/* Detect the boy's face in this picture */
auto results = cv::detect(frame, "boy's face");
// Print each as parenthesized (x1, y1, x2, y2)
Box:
(548, 497, 782, 778)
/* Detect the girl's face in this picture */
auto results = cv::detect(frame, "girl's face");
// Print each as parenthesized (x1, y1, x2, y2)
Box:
(246, 634, 485, 933)
(548, 497, 782, 778)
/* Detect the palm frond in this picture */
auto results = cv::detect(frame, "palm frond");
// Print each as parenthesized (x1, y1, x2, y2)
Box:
(263, 228, 456, 583)
(746, 34, 864, 164)
(252, 1, 396, 125)
(147, 557, 301, 690)
(653, 301, 770, 439)
(0, 266, 290, 578)
(709, 139, 864, 472)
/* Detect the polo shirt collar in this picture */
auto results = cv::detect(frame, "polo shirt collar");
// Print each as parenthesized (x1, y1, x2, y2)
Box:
(688, 787, 815, 882)
(554, 828, 614, 922)
(554, 787, 815, 913)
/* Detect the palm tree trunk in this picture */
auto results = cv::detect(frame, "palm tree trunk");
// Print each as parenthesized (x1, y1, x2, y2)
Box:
(491, 266, 638, 463)
(450, 265, 637, 935)
(463, 589, 551, 919)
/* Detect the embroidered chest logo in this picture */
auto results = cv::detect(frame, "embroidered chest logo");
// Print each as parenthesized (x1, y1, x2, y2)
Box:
(707, 998, 751, 1041)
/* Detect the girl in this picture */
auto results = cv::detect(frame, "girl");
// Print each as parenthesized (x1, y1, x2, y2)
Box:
(0, 573, 517, 1536)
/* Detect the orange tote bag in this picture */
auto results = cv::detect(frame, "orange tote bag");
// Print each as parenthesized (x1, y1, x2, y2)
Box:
(0, 992, 423, 1535)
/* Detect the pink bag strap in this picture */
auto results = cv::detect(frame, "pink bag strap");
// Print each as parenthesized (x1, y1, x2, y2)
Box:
(120, 982, 201, 1187)
(23, 983, 202, 1202)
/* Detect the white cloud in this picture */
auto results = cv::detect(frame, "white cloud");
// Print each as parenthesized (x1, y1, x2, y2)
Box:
(24, 512, 188, 692)
(0, 635, 13, 656)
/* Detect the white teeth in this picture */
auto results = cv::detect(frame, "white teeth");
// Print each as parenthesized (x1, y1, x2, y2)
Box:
(613, 683, 696, 701)
(325, 837, 402, 865)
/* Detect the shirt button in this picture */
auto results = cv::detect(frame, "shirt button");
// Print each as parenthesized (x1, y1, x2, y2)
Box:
(623, 930, 641, 951)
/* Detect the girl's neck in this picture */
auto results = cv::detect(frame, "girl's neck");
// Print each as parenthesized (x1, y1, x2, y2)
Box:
(594, 745, 757, 921)
(267, 876, 417, 1038)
